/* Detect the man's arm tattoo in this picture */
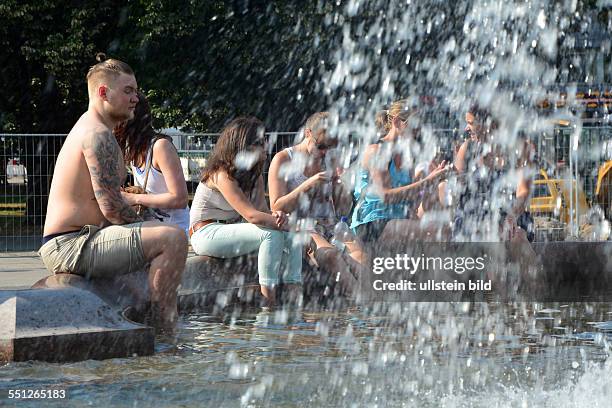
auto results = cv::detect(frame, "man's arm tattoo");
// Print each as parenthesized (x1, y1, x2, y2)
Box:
(83, 130, 142, 224)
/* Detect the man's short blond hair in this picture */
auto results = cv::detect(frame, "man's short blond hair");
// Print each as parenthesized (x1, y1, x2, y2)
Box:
(304, 111, 329, 132)
(86, 53, 134, 95)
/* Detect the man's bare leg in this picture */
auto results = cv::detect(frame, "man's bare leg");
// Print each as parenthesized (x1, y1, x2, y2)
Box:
(506, 222, 543, 296)
(140, 222, 188, 328)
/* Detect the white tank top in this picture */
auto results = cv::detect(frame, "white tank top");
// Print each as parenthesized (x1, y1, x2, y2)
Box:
(283, 147, 335, 220)
(132, 138, 190, 232)
(189, 182, 241, 228)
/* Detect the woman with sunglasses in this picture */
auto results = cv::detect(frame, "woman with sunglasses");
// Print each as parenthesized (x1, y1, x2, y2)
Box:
(350, 99, 448, 246)
(268, 112, 362, 297)
(189, 117, 302, 305)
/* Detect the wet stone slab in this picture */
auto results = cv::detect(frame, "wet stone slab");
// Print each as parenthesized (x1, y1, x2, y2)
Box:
(178, 254, 263, 311)
(0, 286, 154, 363)
(178, 255, 343, 310)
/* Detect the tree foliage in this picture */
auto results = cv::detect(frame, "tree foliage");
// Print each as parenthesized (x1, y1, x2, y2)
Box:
(0, 0, 609, 133)
(0, 0, 342, 133)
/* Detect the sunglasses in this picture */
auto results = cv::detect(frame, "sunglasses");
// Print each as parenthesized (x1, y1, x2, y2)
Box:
(312, 137, 337, 151)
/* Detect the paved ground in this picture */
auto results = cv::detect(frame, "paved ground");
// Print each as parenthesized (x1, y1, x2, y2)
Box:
(0, 249, 198, 290)
(0, 251, 50, 289)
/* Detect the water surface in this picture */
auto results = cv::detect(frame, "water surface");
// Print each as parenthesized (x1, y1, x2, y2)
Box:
(1, 303, 611, 407)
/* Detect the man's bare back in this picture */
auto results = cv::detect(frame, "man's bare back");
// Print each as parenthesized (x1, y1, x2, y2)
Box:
(44, 112, 135, 235)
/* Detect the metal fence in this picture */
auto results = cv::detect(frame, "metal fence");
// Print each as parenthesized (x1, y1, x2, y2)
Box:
(0, 127, 610, 251)
(535, 127, 611, 200)
(0, 134, 64, 251)
(0, 132, 301, 251)
(168, 132, 301, 184)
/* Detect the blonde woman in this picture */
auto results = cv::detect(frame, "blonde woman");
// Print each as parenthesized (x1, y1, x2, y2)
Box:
(350, 100, 447, 244)
(268, 112, 361, 296)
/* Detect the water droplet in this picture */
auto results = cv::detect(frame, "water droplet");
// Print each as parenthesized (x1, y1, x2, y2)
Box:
(537, 10, 546, 29)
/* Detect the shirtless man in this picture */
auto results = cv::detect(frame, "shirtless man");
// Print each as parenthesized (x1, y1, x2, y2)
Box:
(39, 56, 187, 329)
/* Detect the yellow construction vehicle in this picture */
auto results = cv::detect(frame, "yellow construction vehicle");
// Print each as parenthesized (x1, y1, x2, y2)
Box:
(530, 169, 589, 224)
(595, 160, 612, 219)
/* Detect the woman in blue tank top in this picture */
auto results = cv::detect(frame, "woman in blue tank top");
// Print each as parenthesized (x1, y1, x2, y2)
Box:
(351, 99, 448, 243)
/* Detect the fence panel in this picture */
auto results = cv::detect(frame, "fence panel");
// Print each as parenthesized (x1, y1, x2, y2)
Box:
(0, 134, 65, 251)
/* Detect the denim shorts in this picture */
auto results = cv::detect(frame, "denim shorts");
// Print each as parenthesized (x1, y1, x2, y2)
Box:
(353, 220, 388, 243)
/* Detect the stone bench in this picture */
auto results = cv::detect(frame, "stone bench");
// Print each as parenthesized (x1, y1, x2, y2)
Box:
(27, 252, 334, 317)
(27, 241, 612, 318)
(178, 254, 262, 312)
(178, 254, 343, 311)
(530, 241, 612, 300)
(372, 241, 612, 301)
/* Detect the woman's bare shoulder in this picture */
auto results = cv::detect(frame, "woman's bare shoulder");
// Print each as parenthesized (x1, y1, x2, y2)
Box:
(270, 148, 290, 165)
(364, 143, 381, 154)
(269, 149, 291, 174)
(362, 143, 382, 166)
(152, 137, 177, 155)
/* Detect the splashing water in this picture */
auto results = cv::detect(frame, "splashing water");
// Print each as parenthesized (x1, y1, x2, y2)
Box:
(2, 1, 611, 406)
(323, 0, 609, 241)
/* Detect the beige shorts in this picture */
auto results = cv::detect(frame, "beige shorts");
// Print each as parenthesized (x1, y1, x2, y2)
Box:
(38, 223, 146, 278)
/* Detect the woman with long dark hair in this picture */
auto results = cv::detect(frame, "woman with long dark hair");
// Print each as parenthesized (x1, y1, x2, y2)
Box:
(114, 92, 189, 232)
(189, 117, 302, 305)
(452, 104, 534, 242)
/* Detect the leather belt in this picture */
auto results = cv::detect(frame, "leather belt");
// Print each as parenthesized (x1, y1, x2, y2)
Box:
(189, 219, 233, 238)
